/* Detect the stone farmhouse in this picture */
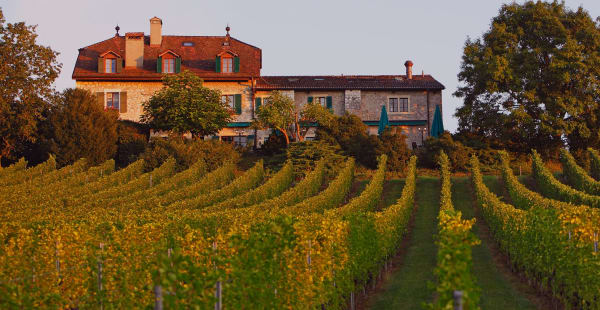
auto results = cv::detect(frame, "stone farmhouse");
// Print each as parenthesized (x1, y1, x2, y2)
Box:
(73, 17, 445, 148)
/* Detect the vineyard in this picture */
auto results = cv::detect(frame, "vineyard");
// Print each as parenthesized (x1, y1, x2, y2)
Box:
(1, 148, 600, 309)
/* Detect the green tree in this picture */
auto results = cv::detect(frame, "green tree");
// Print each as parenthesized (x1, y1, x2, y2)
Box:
(253, 91, 296, 145)
(0, 8, 61, 163)
(454, 1, 600, 158)
(253, 91, 334, 145)
(377, 127, 411, 172)
(45, 88, 119, 166)
(141, 70, 231, 138)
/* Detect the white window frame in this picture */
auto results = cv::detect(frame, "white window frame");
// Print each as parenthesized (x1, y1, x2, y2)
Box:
(387, 96, 411, 114)
(310, 94, 329, 107)
(105, 58, 116, 73)
(221, 94, 235, 110)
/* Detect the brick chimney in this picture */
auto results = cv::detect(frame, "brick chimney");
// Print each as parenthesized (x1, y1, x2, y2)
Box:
(150, 17, 162, 46)
(125, 32, 144, 68)
(404, 60, 413, 79)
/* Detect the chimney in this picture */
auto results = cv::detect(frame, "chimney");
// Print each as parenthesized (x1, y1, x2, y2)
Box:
(125, 32, 144, 68)
(150, 17, 162, 46)
(404, 60, 413, 79)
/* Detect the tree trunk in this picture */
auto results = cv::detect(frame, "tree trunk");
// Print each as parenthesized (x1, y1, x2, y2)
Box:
(277, 127, 290, 145)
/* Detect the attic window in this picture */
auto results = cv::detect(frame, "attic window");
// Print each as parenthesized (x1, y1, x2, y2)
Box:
(314, 78, 324, 81)
(182, 42, 194, 47)
(288, 78, 299, 82)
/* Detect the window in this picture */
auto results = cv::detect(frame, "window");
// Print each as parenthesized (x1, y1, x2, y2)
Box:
(105, 58, 116, 73)
(222, 57, 233, 73)
(221, 95, 235, 109)
(389, 97, 409, 112)
(221, 136, 247, 147)
(163, 58, 175, 73)
(106, 92, 120, 110)
(389, 98, 399, 112)
(315, 97, 326, 106)
(182, 42, 194, 47)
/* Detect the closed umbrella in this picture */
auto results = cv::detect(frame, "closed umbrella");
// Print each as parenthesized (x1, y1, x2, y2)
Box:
(430, 105, 444, 138)
(378, 105, 389, 135)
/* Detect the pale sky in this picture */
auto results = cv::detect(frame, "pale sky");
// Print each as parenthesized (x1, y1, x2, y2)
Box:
(3, 0, 600, 132)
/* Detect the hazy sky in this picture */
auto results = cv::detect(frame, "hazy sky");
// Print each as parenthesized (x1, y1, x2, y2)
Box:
(3, 0, 600, 132)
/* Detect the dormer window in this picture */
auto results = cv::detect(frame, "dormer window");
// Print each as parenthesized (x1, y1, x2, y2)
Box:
(215, 51, 239, 73)
(98, 51, 122, 73)
(157, 50, 181, 74)
(222, 56, 233, 73)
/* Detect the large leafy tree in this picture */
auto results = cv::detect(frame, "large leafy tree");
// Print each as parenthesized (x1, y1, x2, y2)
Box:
(141, 70, 231, 138)
(454, 1, 600, 157)
(0, 8, 61, 163)
(44, 88, 119, 166)
(253, 91, 333, 145)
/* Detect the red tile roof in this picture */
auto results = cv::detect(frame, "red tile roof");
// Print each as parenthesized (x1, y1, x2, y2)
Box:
(72, 35, 262, 81)
(255, 75, 445, 90)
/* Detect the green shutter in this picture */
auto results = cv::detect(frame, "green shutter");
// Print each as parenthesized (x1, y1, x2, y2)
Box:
(175, 57, 181, 73)
(255, 97, 262, 112)
(157, 56, 162, 73)
(98, 58, 105, 73)
(234, 56, 240, 72)
(215, 56, 221, 73)
(326, 96, 333, 110)
(234, 94, 242, 114)
(308, 96, 313, 104)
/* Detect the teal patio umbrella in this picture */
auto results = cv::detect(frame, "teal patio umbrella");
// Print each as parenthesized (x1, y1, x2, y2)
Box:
(430, 105, 444, 138)
(378, 105, 389, 135)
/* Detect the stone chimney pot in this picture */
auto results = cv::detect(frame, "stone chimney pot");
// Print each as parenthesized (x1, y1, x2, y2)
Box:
(404, 60, 413, 80)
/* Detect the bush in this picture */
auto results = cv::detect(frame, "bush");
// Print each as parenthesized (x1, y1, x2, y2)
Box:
(418, 132, 471, 171)
(142, 137, 240, 172)
(45, 88, 119, 167)
(286, 140, 345, 177)
(377, 127, 411, 172)
(316, 113, 381, 169)
(115, 120, 149, 168)
(260, 131, 287, 155)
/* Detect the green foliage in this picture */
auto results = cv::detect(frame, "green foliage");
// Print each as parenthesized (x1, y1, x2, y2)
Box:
(260, 131, 287, 155)
(45, 88, 119, 167)
(472, 155, 600, 309)
(203, 161, 294, 212)
(142, 137, 240, 172)
(588, 148, 600, 181)
(0, 157, 27, 180)
(0, 8, 61, 162)
(455, 1, 600, 156)
(115, 121, 149, 168)
(429, 151, 480, 310)
(532, 150, 600, 209)
(316, 113, 381, 168)
(418, 132, 471, 171)
(0, 155, 55, 187)
(284, 158, 355, 215)
(252, 91, 296, 145)
(170, 160, 264, 210)
(141, 70, 231, 137)
(332, 155, 387, 217)
(377, 127, 411, 172)
(286, 140, 345, 177)
(560, 149, 600, 195)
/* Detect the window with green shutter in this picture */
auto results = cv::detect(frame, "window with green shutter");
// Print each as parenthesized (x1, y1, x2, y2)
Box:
(326, 96, 333, 111)
(234, 56, 240, 72)
(308, 96, 313, 104)
(234, 94, 242, 114)
(255, 97, 262, 112)
(215, 56, 221, 72)
(175, 58, 181, 73)
(157, 56, 162, 73)
(98, 58, 105, 73)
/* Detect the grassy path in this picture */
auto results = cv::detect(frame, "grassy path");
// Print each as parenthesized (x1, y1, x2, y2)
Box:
(452, 177, 536, 310)
(367, 177, 440, 309)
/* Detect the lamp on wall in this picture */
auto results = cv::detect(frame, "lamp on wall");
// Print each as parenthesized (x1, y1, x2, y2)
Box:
(418, 127, 425, 145)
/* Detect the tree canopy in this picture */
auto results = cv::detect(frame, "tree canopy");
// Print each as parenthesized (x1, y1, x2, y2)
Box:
(454, 1, 600, 157)
(0, 8, 61, 163)
(141, 71, 232, 138)
(45, 88, 119, 166)
(253, 91, 333, 145)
